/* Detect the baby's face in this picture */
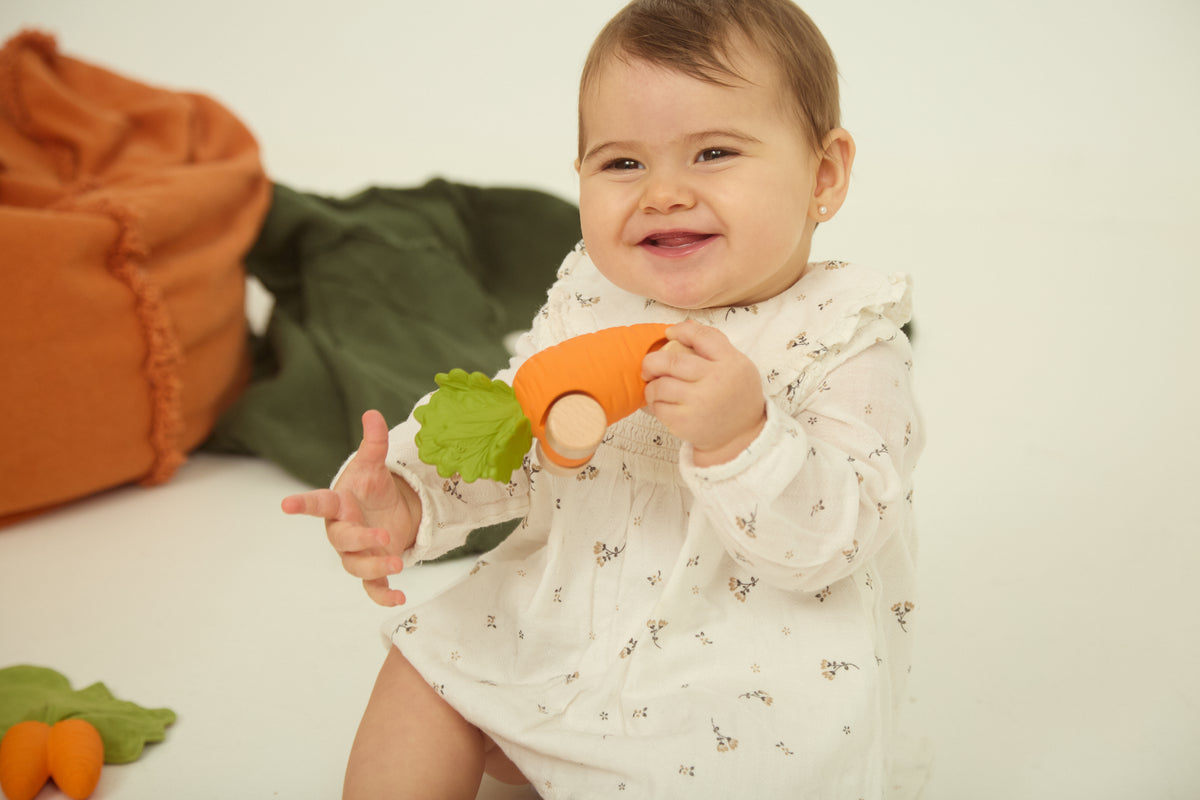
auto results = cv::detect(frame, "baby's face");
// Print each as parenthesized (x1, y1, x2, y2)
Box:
(576, 48, 821, 310)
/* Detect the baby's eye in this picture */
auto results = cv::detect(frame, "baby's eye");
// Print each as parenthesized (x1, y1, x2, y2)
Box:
(696, 148, 736, 163)
(604, 158, 644, 171)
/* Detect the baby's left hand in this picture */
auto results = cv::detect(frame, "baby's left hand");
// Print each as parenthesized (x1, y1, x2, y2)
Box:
(641, 320, 766, 467)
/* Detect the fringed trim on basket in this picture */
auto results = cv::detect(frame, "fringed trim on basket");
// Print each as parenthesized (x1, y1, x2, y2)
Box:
(86, 197, 187, 485)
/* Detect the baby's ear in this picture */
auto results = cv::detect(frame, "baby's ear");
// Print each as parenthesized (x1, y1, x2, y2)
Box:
(811, 128, 856, 221)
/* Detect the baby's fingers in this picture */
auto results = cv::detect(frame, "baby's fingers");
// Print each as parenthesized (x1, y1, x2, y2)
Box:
(327, 518, 392, 556)
(340, 549, 405, 582)
(355, 409, 392, 467)
(642, 339, 698, 382)
(362, 577, 408, 607)
(328, 520, 404, 573)
(666, 320, 732, 360)
(281, 489, 346, 520)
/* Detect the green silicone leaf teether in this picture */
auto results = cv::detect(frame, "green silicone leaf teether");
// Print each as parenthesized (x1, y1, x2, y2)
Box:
(413, 369, 532, 483)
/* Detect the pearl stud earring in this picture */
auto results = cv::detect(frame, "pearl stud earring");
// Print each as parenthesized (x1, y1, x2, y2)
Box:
(818, 205, 828, 216)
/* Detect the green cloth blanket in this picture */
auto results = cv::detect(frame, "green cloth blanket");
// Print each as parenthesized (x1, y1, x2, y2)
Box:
(206, 179, 581, 555)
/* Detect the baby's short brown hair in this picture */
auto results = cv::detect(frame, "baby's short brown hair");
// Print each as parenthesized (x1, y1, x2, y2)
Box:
(579, 0, 840, 157)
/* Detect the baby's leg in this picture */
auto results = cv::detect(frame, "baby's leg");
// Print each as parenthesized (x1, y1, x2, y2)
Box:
(482, 734, 529, 785)
(344, 646, 486, 799)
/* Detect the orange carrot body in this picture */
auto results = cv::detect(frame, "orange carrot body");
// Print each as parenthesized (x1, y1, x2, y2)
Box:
(513, 323, 669, 467)
(47, 719, 103, 799)
(0, 720, 51, 800)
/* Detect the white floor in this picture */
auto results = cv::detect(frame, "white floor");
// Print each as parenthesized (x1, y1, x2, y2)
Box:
(2, 1, 1198, 798)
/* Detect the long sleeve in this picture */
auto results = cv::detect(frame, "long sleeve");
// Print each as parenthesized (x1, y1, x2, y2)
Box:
(379, 245, 623, 562)
(680, 334, 921, 593)
(382, 325, 549, 563)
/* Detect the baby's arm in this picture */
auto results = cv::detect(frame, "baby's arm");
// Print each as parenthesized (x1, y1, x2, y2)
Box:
(677, 336, 919, 593)
(379, 334, 549, 562)
(282, 410, 420, 606)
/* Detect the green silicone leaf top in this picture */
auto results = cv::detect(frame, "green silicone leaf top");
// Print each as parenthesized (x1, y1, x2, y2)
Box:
(0, 665, 176, 764)
(413, 369, 532, 483)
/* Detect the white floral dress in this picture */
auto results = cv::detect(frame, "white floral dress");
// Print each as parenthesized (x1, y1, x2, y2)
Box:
(382, 245, 924, 799)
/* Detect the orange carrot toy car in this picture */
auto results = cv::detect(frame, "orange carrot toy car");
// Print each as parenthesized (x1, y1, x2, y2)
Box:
(414, 323, 670, 481)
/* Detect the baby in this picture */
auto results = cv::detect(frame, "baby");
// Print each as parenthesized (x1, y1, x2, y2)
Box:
(284, 1, 924, 797)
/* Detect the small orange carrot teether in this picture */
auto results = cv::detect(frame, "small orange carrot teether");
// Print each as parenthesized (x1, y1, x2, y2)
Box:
(0, 721, 51, 800)
(513, 323, 669, 468)
(46, 719, 104, 799)
(0, 718, 104, 800)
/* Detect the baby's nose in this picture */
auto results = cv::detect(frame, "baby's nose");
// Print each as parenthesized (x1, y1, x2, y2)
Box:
(639, 169, 696, 213)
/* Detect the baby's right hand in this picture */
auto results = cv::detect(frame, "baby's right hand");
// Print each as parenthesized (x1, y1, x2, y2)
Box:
(281, 410, 421, 606)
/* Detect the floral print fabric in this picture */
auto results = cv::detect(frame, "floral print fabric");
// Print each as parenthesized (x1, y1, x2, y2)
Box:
(382, 245, 924, 799)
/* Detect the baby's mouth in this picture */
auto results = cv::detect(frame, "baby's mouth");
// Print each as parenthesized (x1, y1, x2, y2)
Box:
(641, 231, 714, 249)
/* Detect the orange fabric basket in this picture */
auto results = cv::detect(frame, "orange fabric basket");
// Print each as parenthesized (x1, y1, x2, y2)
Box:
(0, 31, 270, 522)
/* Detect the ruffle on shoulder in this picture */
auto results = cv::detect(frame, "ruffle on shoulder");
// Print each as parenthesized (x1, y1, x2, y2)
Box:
(758, 261, 913, 414)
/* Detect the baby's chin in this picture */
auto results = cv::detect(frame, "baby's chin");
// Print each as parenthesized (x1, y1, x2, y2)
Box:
(638, 290, 711, 312)
(598, 264, 752, 310)
(634, 267, 791, 310)
(644, 286, 759, 312)
(650, 271, 807, 311)
(618, 276, 728, 311)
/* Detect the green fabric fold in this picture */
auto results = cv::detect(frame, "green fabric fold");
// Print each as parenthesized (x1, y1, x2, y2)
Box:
(205, 179, 580, 556)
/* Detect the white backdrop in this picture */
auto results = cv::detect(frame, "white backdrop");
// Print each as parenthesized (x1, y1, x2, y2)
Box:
(3, 1, 1198, 797)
